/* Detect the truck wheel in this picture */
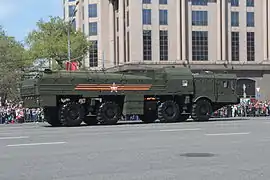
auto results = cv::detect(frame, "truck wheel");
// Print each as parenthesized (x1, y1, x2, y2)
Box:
(158, 100, 180, 123)
(97, 102, 121, 125)
(44, 107, 61, 127)
(59, 102, 85, 127)
(83, 116, 98, 125)
(191, 99, 212, 121)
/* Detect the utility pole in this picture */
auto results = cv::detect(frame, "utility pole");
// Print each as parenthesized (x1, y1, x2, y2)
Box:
(243, 84, 247, 117)
(67, 0, 79, 71)
(67, 26, 71, 63)
(243, 84, 246, 98)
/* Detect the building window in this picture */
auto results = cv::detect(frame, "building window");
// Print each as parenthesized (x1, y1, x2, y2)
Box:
(116, 17, 119, 32)
(247, 32, 255, 61)
(89, 40, 98, 67)
(159, 0, 167, 4)
(191, 0, 208, 6)
(247, 12, 254, 27)
(82, 6, 84, 20)
(127, 11, 129, 27)
(160, 30, 168, 61)
(246, 0, 254, 7)
(231, 32, 239, 61)
(69, 5, 75, 17)
(89, 22, 98, 36)
(143, 30, 152, 61)
(192, 11, 208, 26)
(231, 0, 239, 6)
(159, 10, 168, 25)
(143, 0, 151, 4)
(192, 31, 208, 61)
(231, 11, 239, 27)
(142, 9, 151, 25)
(89, 4, 97, 18)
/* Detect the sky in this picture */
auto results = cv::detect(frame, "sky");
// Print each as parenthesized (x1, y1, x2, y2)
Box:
(0, 0, 63, 43)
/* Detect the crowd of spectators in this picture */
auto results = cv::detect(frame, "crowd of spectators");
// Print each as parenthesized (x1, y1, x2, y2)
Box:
(0, 102, 43, 124)
(213, 99, 270, 118)
(0, 98, 269, 124)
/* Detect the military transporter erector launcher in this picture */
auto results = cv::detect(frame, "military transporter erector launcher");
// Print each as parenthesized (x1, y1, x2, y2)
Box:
(20, 66, 240, 127)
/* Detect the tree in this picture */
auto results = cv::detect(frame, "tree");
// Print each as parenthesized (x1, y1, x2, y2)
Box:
(25, 16, 91, 69)
(0, 26, 29, 105)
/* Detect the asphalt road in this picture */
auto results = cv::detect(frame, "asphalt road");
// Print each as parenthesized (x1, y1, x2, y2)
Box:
(0, 117, 270, 180)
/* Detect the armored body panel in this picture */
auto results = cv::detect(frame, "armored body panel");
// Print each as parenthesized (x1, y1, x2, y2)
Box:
(20, 67, 240, 127)
(192, 71, 238, 103)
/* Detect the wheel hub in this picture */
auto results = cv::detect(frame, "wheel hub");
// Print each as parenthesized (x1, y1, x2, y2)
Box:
(68, 108, 79, 119)
(200, 105, 209, 115)
(106, 108, 116, 118)
(165, 106, 174, 116)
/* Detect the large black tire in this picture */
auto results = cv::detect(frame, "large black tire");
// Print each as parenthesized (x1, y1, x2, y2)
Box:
(43, 107, 62, 127)
(59, 102, 85, 127)
(83, 116, 98, 125)
(158, 100, 180, 123)
(97, 102, 121, 125)
(191, 99, 212, 121)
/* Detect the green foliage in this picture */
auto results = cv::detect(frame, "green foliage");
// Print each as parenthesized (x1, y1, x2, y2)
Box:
(0, 27, 28, 69)
(25, 16, 91, 69)
(0, 26, 29, 104)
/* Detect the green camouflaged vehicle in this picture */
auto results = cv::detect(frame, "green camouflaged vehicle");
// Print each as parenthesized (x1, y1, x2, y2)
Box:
(20, 67, 240, 127)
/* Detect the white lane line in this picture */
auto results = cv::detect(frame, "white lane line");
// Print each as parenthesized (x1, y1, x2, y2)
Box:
(205, 132, 250, 136)
(0, 136, 29, 140)
(160, 128, 202, 132)
(0, 132, 18, 135)
(7, 142, 67, 147)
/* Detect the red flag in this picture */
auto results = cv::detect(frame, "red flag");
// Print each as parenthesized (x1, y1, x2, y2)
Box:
(66, 62, 78, 71)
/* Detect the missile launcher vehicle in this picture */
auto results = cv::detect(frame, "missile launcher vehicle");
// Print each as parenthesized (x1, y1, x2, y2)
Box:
(20, 67, 240, 127)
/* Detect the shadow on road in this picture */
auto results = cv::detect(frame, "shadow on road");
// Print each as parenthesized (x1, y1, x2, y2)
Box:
(40, 117, 254, 128)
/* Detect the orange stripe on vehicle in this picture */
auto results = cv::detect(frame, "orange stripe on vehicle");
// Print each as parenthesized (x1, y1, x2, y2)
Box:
(76, 85, 151, 87)
(77, 84, 152, 86)
(75, 84, 152, 91)
(75, 86, 151, 89)
(75, 88, 151, 91)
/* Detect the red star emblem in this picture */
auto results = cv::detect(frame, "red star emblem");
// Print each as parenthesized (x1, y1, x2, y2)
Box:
(110, 82, 118, 92)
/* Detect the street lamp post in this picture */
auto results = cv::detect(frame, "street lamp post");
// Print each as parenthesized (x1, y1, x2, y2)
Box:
(67, 25, 71, 62)
(67, 0, 79, 71)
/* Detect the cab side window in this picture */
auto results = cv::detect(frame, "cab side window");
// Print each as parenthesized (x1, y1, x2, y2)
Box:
(223, 81, 228, 88)
(231, 80, 235, 90)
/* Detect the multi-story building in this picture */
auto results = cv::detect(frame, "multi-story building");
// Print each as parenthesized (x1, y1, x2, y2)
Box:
(63, 0, 270, 100)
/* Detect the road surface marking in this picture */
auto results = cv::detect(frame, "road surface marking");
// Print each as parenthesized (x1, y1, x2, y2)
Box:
(0, 136, 29, 140)
(160, 128, 202, 132)
(7, 142, 67, 147)
(0, 132, 18, 135)
(205, 132, 250, 136)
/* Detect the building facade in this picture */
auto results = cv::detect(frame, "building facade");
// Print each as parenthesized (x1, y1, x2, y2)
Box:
(63, 0, 270, 100)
